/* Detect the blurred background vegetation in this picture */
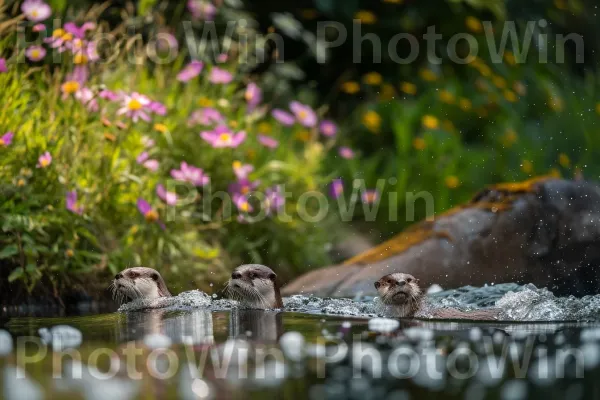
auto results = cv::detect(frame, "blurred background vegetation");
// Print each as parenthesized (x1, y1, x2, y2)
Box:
(0, 0, 599, 304)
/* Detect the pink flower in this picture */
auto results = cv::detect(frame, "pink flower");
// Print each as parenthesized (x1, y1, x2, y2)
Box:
(156, 184, 178, 206)
(21, 0, 52, 22)
(99, 89, 120, 102)
(188, 0, 217, 20)
(264, 186, 285, 215)
(141, 136, 155, 148)
(258, 135, 279, 149)
(201, 125, 246, 148)
(136, 152, 159, 172)
(117, 92, 151, 122)
(245, 83, 262, 112)
(37, 151, 52, 168)
(233, 161, 253, 180)
(209, 67, 233, 84)
(64, 22, 96, 39)
(148, 101, 167, 116)
(320, 120, 338, 137)
(188, 107, 224, 126)
(339, 146, 355, 159)
(65, 65, 89, 85)
(157, 32, 178, 53)
(330, 179, 344, 199)
(0, 58, 7, 73)
(290, 101, 318, 127)
(177, 60, 203, 82)
(25, 45, 46, 62)
(216, 53, 228, 63)
(0, 132, 14, 147)
(75, 87, 99, 112)
(170, 162, 210, 186)
(272, 109, 295, 126)
(233, 194, 253, 214)
(33, 24, 46, 32)
(66, 190, 83, 215)
(137, 198, 165, 229)
(361, 190, 380, 204)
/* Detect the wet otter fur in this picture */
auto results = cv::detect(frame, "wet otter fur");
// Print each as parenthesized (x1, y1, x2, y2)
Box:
(375, 273, 500, 320)
(110, 267, 172, 304)
(226, 264, 284, 309)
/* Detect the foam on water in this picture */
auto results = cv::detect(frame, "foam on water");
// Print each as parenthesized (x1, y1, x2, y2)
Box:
(116, 284, 600, 322)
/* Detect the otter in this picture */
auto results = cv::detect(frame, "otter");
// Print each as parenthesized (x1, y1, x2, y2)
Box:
(225, 264, 284, 309)
(375, 273, 500, 320)
(111, 267, 172, 304)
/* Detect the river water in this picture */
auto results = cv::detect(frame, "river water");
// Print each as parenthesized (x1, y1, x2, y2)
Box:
(2, 283, 600, 399)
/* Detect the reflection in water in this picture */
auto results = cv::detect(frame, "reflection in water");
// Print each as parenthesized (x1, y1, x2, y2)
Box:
(228, 309, 283, 343)
(117, 309, 214, 345)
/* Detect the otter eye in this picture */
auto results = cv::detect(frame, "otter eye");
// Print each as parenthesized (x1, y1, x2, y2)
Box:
(268, 273, 276, 281)
(406, 278, 412, 283)
(129, 271, 139, 279)
(248, 272, 256, 279)
(152, 273, 159, 281)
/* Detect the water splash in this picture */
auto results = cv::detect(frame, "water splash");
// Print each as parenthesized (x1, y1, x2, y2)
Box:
(116, 284, 600, 322)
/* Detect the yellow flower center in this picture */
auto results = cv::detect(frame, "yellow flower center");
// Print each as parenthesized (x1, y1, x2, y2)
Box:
(61, 33, 74, 42)
(154, 123, 168, 133)
(0, 139, 4, 146)
(31, 50, 40, 59)
(128, 99, 143, 111)
(239, 202, 250, 212)
(400, 82, 417, 95)
(219, 133, 232, 142)
(62, 81, 80, 94)
(445, 176, 460, 189)
(422, 115, 439, 130)
(17, 179, 26, 187)
(244, 91, 253, 101)
(145, 210, 159, 222)
(53, 29, 66, 38)
(73, 53, 88, 65)
(298, 110, 308, 120)
(341, 81, 360, 94)
(65, 249, 74, 258)
(241, 186, 250, 195)
(232, 161, 242, 169)
(40, 158, 50, 167)
(31, 10, 39, 18)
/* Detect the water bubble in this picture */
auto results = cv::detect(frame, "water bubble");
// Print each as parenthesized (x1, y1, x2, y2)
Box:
(0, 330, 13, 356)
(280, 331, 305, 361)
(143, 333, 172, 349)
(368, 318, 399, 333)
(500, 380, 528, 400)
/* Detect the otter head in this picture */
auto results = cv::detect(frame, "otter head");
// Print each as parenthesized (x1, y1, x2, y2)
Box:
(226, 264, 283, 309)
(375, 273, 423, 318)
(111, 267, 172, 304)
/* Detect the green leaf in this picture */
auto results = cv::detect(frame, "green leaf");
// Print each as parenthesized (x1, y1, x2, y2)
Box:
(8, 267, 24, 283)
(138, 0, 158, 16)
(0, 245, 18, 259)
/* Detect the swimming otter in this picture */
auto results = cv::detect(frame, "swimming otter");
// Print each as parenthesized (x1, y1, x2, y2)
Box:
(111, 267, 172, 304)
(375, 273, 499, 320)
(226, 264, 284, 309)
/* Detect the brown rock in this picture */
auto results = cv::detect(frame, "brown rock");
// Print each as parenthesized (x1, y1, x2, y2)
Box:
(282, 178, 600, 297)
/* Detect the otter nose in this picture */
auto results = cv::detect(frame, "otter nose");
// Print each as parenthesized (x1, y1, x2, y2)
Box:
(231, 272, 242, 279)
(115, 273, 123, 280)
(397, 280, 406, 287)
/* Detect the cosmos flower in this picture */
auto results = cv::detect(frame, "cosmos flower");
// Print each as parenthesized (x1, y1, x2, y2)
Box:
(61, 81, 80, 99)
(33, 23, 46, 32)
(0, 132, 14, 147)
(141, 136, 155, 148)
(37, 151, 52, 168)
(117, 92, 151, 122)
(216, 53, 228, 63)
(170, 162, 210, 186)
(329, 179, 344, 199)
(188, 0, 217, 21)
(148, 101, 167, 116)
(66, 190, 83, 215)
(188, 107, 224, 126)
(99, 89, 120, 102)
(338, 146, 355, 159)
(25, 45, 46, 62)
(64, 22, 95, 38)
(258, 135, 279, 149)
(45, 28, 74, 52)
(74, 87, 99, 112)
(272, 109, 295, 126)
(233, 161, 253, 180)
(319, 120, 338, 137)
(21, 0, 52, 22)
(177, 60, 203, 82)
(136, 152, 159, 172)
(361, 189, 380, 204)
(233, 194, 253, 213)
(264, 186, 285, 215)
(156, 184, 178, 206)
(200, 125, 246, 148)
(290, 101, 317, 127)
(209, 67, 233, 84)
(229, 178, 260, 198)
(137, 198, 165, 229)
(157, 32, 178, 53)
(0, 58, 6, 73)
(245, 83, 262, 112)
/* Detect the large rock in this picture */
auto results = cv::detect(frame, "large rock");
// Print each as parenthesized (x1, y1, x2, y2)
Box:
(282, 178, 600, 297)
